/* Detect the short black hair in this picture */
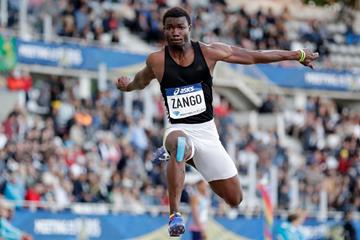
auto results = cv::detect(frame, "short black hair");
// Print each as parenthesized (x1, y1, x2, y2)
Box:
(163, 7, 191, 26)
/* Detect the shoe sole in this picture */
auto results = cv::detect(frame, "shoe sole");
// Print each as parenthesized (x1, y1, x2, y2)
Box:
(169, 225, 185, 237)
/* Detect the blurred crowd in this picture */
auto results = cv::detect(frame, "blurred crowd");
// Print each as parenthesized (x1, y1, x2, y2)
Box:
(0, 77, 239, 213)
(284, 97, 360, 212)
(257, 94, 360, 212)
(0, 76, 358, 216)
(0, 78, 169, 212)
(1, 0, 360, 216)
(5, 0, 359, 63)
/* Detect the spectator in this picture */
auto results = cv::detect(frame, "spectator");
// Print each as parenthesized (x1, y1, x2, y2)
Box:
(258, 94, 277, 113)
(0, 199, 33, 240)
(276, 210, 307, 240)
(3, 172, 25, 207)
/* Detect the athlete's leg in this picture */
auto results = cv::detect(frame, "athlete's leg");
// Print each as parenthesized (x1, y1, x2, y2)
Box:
(191, 139, 242, 207)
(209, 175, 243, 208)
(189, 124, 242, 208)
(164, 130, 194, 213)
(152, 145, 196, 168)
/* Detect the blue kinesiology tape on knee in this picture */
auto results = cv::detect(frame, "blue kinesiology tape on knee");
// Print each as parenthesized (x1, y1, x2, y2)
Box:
(176, 137, 186, 162)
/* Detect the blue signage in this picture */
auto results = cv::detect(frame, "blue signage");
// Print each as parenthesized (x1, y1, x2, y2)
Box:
(16, 39, 146, 71)
(233, 64, 360, 92)
(8, 210, 360, 240)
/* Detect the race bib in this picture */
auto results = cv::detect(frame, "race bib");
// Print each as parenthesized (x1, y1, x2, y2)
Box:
(166, 83, 206, 119)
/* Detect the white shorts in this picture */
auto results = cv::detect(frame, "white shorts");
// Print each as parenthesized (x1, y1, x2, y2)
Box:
(163, 120, 238, 182)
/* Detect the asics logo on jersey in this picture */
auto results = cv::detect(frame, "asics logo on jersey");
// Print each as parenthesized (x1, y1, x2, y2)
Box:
(174, 88, 180, 95)
(173, 86, 195, 95)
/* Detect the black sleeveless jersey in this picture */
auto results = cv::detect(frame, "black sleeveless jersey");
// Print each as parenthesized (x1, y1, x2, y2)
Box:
(160, 41, 213, 124)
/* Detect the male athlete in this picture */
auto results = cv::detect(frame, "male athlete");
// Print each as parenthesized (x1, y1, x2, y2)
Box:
(116, 7, 318, 237)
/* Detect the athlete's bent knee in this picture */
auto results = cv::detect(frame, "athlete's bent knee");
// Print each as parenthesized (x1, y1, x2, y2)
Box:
(165, 131, 193, 161)
(226, 191, 243, 208)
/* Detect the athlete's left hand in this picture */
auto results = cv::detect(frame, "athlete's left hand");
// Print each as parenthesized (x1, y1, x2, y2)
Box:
(300, 49, 319, 69)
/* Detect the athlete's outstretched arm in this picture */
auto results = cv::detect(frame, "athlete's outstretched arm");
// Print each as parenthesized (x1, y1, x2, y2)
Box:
(207, 42, 319, 69)
(116, 56, 156, 91)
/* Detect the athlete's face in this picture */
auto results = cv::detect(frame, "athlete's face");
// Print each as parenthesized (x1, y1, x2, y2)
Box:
(163, 17, 191, 47)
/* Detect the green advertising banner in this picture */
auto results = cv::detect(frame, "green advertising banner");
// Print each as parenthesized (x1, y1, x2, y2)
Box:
(0, 35, 16, 71)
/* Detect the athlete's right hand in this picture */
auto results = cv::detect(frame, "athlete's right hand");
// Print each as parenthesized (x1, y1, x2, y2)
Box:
(116, 76, 132, 91)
